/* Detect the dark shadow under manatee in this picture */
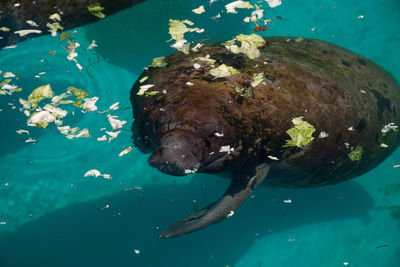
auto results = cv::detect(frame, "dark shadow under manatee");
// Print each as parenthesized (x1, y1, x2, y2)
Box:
(0, 174, 373, 267)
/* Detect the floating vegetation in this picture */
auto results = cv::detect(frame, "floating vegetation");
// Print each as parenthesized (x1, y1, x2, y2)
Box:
(209, 64, 240, 78)
(223, 33, 266, 59)
(150, 56, 167, 68)
(284, 117, 315, 148)
(235, 87, 252, 97)
(87, 3, 106, 19)
(348, 146, 363, 161)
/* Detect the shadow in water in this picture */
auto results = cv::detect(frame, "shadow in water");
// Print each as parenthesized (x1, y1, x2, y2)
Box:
(0, 173, 374, 267)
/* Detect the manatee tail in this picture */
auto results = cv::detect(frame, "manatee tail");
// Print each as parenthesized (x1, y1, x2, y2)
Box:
(158, 163, 270, 238)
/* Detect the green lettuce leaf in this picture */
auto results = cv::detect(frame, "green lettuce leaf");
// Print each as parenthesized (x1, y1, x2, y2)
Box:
(28, 84, 55, 108)
(284, 117, 315, 148)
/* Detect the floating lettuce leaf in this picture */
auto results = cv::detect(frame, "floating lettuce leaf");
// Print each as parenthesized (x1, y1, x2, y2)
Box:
(28, 84, 55, 108)
(43, 104, 68, 118)
(168, 19, 203, 43)
(87, 3, 106, 19)
(47, 22, 63, 36)
(381, 122, 398, 135)
(0, 27, 10, 32)
(82, 97, 98, 112)
(192, 5, 205, 14)
(137, 84, 154, 96)
(168, 19, 204, 54)
(49, 13, 61, 21)
(265, 0, 282, 8)
(169, 19, 194, 41)
(145, 91, 160, 96)
(139, 76, 149, 83)
(284, 117, 315, 148)
(27, 110, 56, 128)
(251, 72, 265, 87)
(193, 56, 216, 65)
(119, 146, 133, 157)
(107, 114, 127, 131)
(225, 1, 254, 14)
(66, 128, 91, 139)
(14, 29, 42, 37)
(150, 57, 167, 68)
(224, 34, 265, 59)
(67, 86, 89, 107)
(235, 87, 252, 97)
(59, 32, 71, 42)
(0, 79, 12, 87)
(51, 93, 73, 106)
(19, 98, 31, 109)
(209, 64, 240, 78)
(348, 146, 363, 161)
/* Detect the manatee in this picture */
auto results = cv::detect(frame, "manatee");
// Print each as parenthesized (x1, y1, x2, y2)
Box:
(130, 37, 400, 238)
(0, 0, 145, 48)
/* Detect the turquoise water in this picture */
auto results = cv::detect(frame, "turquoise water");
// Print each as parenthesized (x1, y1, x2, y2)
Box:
(0, 0, 400, 266)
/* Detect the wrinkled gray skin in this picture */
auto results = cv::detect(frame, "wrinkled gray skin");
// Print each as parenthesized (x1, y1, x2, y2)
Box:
(131, 37, 400, 238)
(0, 0, 145, 48)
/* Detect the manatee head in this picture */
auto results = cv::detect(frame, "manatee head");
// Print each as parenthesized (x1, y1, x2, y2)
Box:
(131, 89, 240, 176)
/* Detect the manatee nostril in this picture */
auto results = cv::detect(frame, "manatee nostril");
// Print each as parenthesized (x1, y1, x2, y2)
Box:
(148, 138, 200, 176)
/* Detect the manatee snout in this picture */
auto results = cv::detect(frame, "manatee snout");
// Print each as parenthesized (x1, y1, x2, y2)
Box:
(148, 132, 200, 176)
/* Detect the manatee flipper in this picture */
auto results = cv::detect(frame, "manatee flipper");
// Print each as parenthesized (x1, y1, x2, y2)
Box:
(159, 163, 271, 238)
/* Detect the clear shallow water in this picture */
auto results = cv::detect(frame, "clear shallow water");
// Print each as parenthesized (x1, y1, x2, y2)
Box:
(0, 0, 400, 266)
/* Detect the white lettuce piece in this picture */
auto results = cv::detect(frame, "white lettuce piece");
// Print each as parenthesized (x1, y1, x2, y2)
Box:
(27, 110, 56, 128)
(16, 129, 30, 135)
(84, 169, 101, 177)
(43, 104, 67, 118)
(3, 72, 15, 78)
(26, 20, 39, 27)
(97, 135, 107, 141)
(265, 0, 282, 8)
(19, 98, 31, 109)
(49, 13, 61, 21)
(137, 84, 154, 96)
(225, 1, 254, 14)
(119, 146, 133, 157)
(107, 115, 127, 131)
(82, 97, 99, 112)
(109, 102, 120, 111)
(251, 72, 265, 87)
(106, 130, 121, 142)
(14, 29, 42, 37)
(192, 5, 205, 14)
(58, 126, 71, 135)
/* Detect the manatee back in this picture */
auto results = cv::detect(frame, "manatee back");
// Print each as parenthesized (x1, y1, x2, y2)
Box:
(130, 37, 400, 187)
(252, 38, 400, 187)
